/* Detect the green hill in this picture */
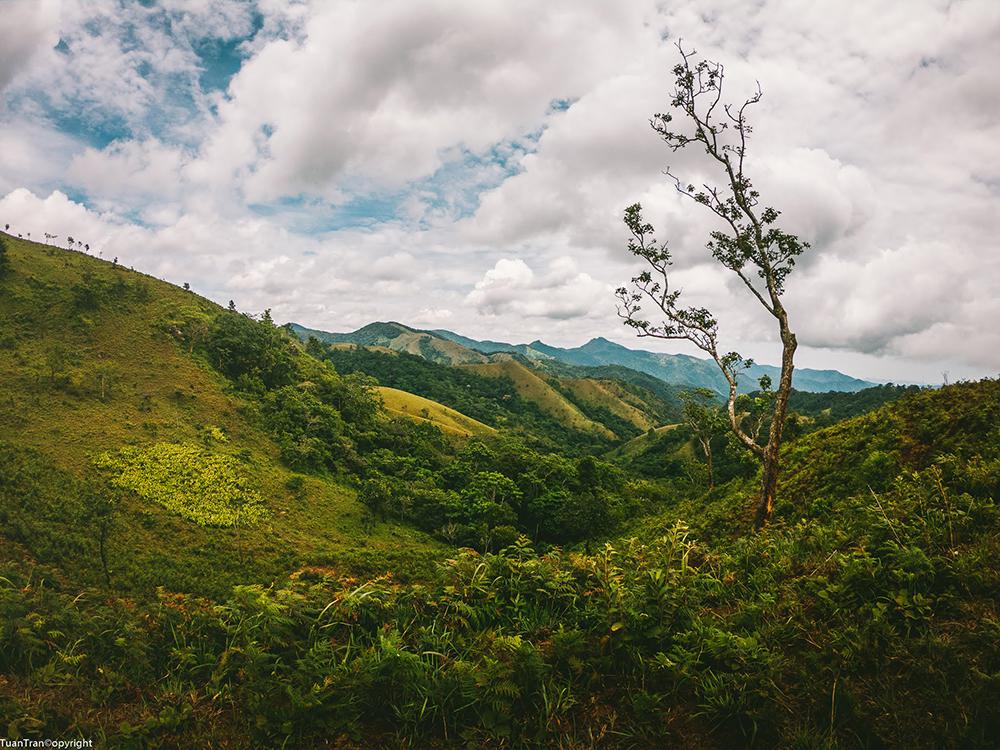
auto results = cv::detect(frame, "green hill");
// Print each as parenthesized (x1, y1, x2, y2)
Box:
(313, 343, 641, 450)
(376, 385, 495, 437)
(300, 335, 680, 442)
(292, 321, 490, 365)
(461, 358, 616, 439)
(0, 235, 445, 597)
(300, 322, 877, 395)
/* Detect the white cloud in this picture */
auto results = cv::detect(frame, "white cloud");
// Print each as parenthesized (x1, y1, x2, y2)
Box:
(202, 0, 661, 201)
(67, 139, 188, 217)
(1, 0, 998, 384)
(416, 307, 454, 324)
(0, 0, 59, 95)
(467, 256, 610, 320)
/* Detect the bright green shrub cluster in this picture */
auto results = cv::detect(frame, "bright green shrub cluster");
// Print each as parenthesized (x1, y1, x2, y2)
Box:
(96, 443, 265, 527)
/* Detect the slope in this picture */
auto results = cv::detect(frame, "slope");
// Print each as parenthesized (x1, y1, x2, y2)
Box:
(560, 377, 657, 431)
(292, 321, 489, 365)
(315, 344, 625, 451)
(611, 378, 1000, 748)
(0, 235, 444, 597)
(461, 358, 615, 439)
(376, 385, 495, 437)
(7, 350, 995, 749)
(292, 323, 687, 437)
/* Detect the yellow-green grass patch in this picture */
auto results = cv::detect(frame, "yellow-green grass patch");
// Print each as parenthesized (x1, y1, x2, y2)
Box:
(96, 443, 266, 526)
(377, 386, 495, 437)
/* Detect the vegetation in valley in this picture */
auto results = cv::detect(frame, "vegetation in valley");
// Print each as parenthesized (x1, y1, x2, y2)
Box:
(318, 343, 625, 451)
(784, 383, 924, 428)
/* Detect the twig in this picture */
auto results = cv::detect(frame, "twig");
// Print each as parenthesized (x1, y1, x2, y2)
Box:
(869, 486, 902, 545)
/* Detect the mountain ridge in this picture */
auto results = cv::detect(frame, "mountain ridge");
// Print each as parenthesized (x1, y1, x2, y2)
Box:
(294, 321, 877, 394)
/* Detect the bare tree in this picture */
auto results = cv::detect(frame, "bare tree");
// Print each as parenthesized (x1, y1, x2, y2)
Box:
(83, 481, 119, 588)
(616, 43, 809, 527)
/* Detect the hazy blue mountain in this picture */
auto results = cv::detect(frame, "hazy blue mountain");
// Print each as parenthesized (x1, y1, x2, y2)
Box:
(433, 332, 877, 394)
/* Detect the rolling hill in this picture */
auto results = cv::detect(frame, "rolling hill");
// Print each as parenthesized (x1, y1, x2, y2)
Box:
(291, 321, 490, 365)
(2, 232, 997, 749)
(560, 377, 657, 431)
(376, 385, 495, 437)
(292, 320, 876, 442)
(297, 321, 876, 397)
(460, 358, 615, 439)
(0, 235, 445, 597)
(295, 326, 681, 441)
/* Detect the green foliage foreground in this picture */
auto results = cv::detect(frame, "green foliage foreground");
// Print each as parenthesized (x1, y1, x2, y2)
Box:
(2, 451, 997, 749)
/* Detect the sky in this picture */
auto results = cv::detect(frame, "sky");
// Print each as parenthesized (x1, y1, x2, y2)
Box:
(1, 0, 998, 384)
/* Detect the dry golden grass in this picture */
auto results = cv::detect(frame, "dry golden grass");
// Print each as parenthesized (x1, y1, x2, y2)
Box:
(376, 385, 495, 437)
(462, 359, 614, 438)
(561, 377, 657, 431)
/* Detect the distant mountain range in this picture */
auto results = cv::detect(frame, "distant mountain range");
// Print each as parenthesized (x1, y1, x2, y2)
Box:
(290, 321, 876, 394)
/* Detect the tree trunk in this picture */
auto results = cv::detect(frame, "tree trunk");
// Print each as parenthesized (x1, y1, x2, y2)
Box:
(755, 321, 797, 528)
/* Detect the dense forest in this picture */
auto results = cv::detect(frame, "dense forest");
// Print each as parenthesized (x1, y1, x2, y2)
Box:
(1, 234, 998, 748)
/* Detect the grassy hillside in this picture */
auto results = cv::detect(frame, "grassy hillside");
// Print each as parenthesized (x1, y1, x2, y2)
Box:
(297, 324, 685, 439)
(784, 382, 924, 428)
(293, 321, 490, 365)
(376, 385, 495, 437)
(561, 377, 657, 431)
(533, 360, 688, 421)
(463, 359, 615, 439)
(0, 235, 445, 597)
(610, 379, 1000, 747)
(3, 370, 996, 748)
(608, 422, 684, 460)
(317, 344, 619, 452)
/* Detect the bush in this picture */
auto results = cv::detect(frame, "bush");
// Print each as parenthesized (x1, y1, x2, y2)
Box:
(96, 443, 266, 526)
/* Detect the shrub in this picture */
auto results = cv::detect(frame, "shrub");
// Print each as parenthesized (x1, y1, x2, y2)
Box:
(96, 443, 265, 526)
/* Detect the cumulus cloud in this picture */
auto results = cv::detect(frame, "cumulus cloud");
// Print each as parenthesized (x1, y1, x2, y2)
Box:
(467, 257, 609, 320)
(416, 308, 454, 324)
(67, 139, 188, 217)
(200, 0, 660, 202)
(0, 0, 59, 95)
(10, 0, 256, 133)
(0, 0, 998, 384)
